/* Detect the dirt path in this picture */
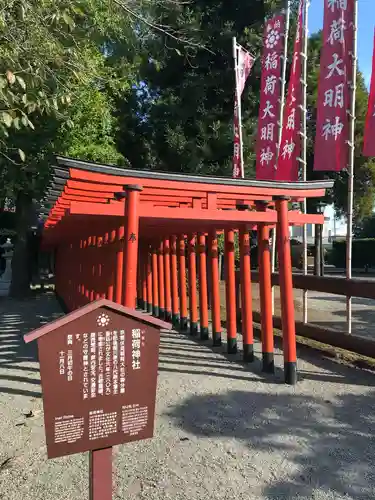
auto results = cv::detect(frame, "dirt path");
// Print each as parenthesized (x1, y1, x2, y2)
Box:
(1, 293, 375, 499)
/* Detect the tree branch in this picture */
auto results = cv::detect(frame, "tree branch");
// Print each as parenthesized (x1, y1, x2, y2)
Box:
(112, 0, 215, 54)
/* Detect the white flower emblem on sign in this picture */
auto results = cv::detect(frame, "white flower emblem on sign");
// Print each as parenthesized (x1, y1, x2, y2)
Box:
(265, 29, 280, 49)
(97, 313, 110, 327)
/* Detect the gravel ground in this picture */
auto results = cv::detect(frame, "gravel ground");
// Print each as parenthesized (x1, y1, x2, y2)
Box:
(1, 293, 375, 500)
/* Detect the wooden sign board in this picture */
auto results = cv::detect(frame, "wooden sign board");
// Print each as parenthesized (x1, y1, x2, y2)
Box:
(24, 299, 170, 459)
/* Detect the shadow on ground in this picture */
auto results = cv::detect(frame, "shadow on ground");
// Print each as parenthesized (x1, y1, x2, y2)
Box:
(0, 292, 63, 398)
(166, 387, 375, 499)
(159, 326, 375, 388)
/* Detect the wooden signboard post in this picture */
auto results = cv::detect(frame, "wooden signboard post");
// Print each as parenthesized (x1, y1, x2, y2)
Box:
(24, 299, 170, 500)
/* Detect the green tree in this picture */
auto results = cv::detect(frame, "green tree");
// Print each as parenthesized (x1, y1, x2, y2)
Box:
(115, 0, 282, 175)
(2, 0, 203, 295)
(0, 0, 134, 296)
(58, 85, 126, 166)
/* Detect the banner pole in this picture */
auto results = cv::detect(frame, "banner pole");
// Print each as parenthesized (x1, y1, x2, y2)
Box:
(233, 38, 245, 179)
(271, 1, 291, 313)
(346, 0, 358, 334)
(301, 0, 309, 323)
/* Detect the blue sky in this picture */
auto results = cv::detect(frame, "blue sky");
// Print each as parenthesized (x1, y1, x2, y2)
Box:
(309, 0, 374, 86)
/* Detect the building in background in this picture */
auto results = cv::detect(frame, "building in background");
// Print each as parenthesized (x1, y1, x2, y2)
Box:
(290, 204, 347, 245)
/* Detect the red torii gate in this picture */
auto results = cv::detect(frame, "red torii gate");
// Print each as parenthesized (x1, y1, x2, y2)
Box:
(41, 156, 333, 385)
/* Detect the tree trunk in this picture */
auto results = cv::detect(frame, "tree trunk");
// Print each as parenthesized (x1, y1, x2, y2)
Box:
(9, 192, 34, 298)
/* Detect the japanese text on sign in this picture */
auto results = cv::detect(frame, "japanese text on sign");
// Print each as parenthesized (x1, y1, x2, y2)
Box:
(256, 14, 285, 180)
(275, 0, 303, 181)
(62, 328, 132, 400)
(313, 0, 354, 172)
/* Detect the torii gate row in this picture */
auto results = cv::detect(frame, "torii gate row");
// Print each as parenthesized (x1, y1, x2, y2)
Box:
(40, 156, 333, 384)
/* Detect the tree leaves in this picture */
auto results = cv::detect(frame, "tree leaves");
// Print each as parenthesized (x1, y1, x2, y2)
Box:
(1, 113, 13, 128)
(16, 76, 26, 90)
(62, 11, 75, 29)
(18, 149, 26, 162)
(6, 71, 15, 85)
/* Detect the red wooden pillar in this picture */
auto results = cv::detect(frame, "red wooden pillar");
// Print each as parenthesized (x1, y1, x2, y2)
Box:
(255, 201, 274, 373)
(101, 232, 108, 300)
(198, 233, 209, 340)
(90, 186, 141, 500)
(82, 238, 88, 301)
(95, 235, 103, 300)
(188, 234, 198, 336)
(71, 242, 75, 308)
(89, 236, 96, 302)
(178, 235, 188, 331)
(274, 196, 297, 385)
(152, 244, 159, 317)
(208, 231, 221, 346)
(225, 229, 237, 354)
(142, 248, 148, 312)
(65, 243, 71, 309)
(68, 242, 73, 308)
(115, 226, 125, 304)
(83, 236, 91, 304)
(107, 229, 116, 301)
(239, 227, 254, 362)
(79, 239, 84, 306)
(146, 246, 153, 313)
(99, 234, 105, 299)
(82, 239, 88, 302)
(122, 185, 142, 308)
(158, 240, 165, 320)
(136, 253, 142, 309)
(78, 239, 83, 304)
(170, 235, 180, 328)
(163, 237, 172, 322)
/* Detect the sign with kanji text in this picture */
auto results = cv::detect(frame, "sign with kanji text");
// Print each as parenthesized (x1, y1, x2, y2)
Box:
(275, 0, 304, 181)
(363, 28, 375, 157)
(24, 300, 169, 459)
(313, 0, 354, 172)
(256, 13, 286, 180)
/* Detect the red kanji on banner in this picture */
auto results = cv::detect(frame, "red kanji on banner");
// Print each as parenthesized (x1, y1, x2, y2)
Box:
(256, 14, 285, 180)
(275, 0, 304, 181)
(363, 28, 375, 157)
(233, 46, 255, 179)
(313, 0, 354, 172)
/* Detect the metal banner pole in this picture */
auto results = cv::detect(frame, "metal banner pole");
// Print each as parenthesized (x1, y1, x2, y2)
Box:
(301, 0, 309, 323)
(346, 0, 358, 334)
